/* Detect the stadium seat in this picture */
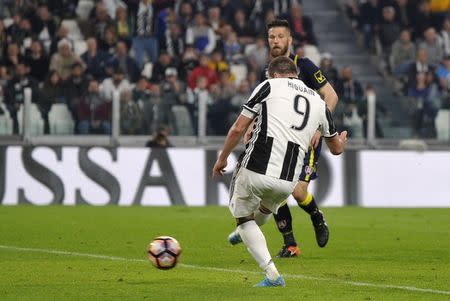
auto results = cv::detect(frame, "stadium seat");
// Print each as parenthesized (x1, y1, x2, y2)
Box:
(230, 64, 248, 86)
(76, 0, 95, 20)
(74, 40, 88, 56)
(0, 103, 13, 135)
(48, 103, 75, 135)
(171, 105, 194, 136)
(61, 20, 84, 41)
(435, 109, 450, 141)
(141, 62, 153, 79)
(17, 103, 45, 135)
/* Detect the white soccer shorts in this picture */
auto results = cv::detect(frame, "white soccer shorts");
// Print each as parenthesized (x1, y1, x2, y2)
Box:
(229, 168, 296, 218)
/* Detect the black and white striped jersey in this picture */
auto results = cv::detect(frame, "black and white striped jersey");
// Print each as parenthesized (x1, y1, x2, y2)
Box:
(240, 77, 337, 182)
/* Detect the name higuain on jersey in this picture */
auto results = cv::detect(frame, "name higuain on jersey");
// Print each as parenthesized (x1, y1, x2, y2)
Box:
(287, 80, 315, 96)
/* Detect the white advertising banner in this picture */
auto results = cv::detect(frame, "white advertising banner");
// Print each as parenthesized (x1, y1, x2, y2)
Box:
(0, 146, 344, 207)
(358, 151, 450, 207)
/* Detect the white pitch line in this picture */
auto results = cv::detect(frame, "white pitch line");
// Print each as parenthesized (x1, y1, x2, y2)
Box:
(0, 244, 449, 296)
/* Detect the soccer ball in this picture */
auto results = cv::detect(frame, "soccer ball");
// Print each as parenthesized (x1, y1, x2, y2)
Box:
(147, 236, 182, 270)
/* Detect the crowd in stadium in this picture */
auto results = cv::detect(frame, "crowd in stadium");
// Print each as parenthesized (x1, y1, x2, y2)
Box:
(0, 0, 449, 138)
(0, 0, 337, 137)
(346, 0, 450, 137)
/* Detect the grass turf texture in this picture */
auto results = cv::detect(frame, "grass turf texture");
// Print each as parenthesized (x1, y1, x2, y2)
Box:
(0, 206, 449, 301)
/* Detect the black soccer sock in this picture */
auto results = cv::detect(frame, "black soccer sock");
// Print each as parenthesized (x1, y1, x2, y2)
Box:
(299, 193, 320, 216)
(273, 203, 297, 246)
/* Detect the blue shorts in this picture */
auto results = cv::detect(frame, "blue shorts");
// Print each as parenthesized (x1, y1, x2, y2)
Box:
(298, 138, 322, 182)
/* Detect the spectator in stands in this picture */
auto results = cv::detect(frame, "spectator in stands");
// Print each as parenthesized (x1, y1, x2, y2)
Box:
(31, 4, 56, 45)
(208, 49, 229, 74)
(232, 8, 256, 44)
(1, 43, 24, 75)
(178, 1, 194, 32)
(77, 79, 111, 135)
(185, 13, 216, 54)
(207, 81, 234, 135)
(247, 36, 269, 75)
(336, 66, 364, 104)
(133, 76, 157, 133)
(132, 0, 158, 68)
(158, 67, 186, 126)
(101, 66, 132, 101)
(413, 1, 433, 39)
(50, 39, 85, 81)
(115, 5, 132, 41)
(419, 27, 444, 66)
(223, 31, 242, 63)
(320, 52, 339, 86)
(150, 51, 175, 83)
(47, 0, 78, 20)
(407, 48, 432, 92)
(357, 84, 386, 138)
(407, 72, 439, 137)
(6, 14, 32, 45)
(187, 54, 218, 90)
(108, 40, 140, 83)
(345, 0, 361, 29)
(41, 70, 65, 108)
(146, 125, 172, 147)
(378, 6, 401, 58)
(392, 0, 412, 28)
(63, 62, 88, 126)
(25, 40, 49, 83)
(120, 88, 142, 135)
(4, 62, 41, 133)
(179, 44, 199, 81)
(186, 76, 214, 134)
(81, 37, 111, 81)
(208, 5, 222, 36)
(287, 3, 318, 46)
(217, 70, 235, 101)
(390, 29, 416, 76)
(49, 25, 70, 56)
(440, 18, 450, 56)
(98, 26, 118, 55)
(358, 0, 380, 49)
(161, 23, 185, 62)
(86, 2, 114, 40)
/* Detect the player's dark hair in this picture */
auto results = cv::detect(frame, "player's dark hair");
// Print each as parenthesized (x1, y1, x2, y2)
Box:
(268, 56, 298, 78)
(267, 19, 291, 32)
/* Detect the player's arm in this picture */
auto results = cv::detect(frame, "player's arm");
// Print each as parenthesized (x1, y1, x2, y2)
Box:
(321, 106, 347, 155)
(212, 114, 254, 177)
(301, 58, 339, 146)
(318, 83, 338, 112)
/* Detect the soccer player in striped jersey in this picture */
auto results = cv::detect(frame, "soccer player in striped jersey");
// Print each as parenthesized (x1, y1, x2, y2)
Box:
(228, 19, 339, 257)
(212, 56, 347, 287)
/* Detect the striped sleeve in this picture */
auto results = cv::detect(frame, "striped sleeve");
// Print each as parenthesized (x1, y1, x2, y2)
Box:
(320, 106, 338, 138)
(241, 80, 271, 118)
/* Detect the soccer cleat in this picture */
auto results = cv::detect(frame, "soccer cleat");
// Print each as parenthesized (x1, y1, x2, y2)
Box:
(254, 275, 286, 287)
(227, 230, 242, 245)
(276, 245, 300, 258)
(311, 210, 329, 247)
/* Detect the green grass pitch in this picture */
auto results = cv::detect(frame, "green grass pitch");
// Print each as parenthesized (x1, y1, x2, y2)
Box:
(0, 206, 449, 300)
